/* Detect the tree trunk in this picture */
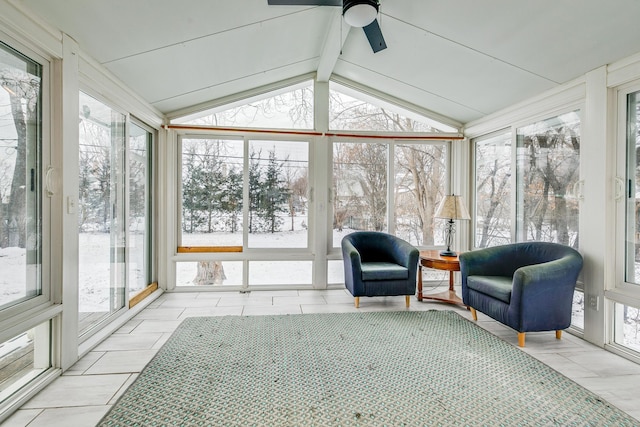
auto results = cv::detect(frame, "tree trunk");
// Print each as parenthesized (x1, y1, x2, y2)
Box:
(193, 261, 227, 285)
(8, 94, 27, 248)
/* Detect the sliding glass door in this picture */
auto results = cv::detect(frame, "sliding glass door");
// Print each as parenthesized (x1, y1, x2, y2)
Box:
(615, 89, 640, 352)
(0, 42, 43, 311)
(0, 40, 51, 401)
(128, 122, 152, 299)
(78, 92, 126, 335)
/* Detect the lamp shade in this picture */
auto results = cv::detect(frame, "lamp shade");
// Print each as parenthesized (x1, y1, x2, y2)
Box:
(435, 195, 471, 220)
(343, 0, 378, 27)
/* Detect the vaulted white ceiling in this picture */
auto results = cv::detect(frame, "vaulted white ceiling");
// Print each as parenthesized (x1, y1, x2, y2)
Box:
(21, 0, 640, 124)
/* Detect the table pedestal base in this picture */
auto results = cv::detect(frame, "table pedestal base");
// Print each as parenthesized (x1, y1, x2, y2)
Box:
(419, 289, 464, 306)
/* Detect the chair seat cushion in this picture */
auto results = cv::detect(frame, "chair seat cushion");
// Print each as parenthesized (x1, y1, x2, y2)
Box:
(466, 275, 513, 303)
(361, 262, 409, 281)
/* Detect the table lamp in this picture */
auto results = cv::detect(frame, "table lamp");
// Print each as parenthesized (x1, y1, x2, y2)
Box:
(435, 194, 471, 257)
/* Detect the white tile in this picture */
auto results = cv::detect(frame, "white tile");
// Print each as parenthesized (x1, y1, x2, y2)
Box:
(627, 411, 640, 423)
(158, 298, 219, 308)
(23, 375, 130, 408)
(113, 319, 143, 334)
(93, 333, 164, 351)
(241, 290, 299, 297)
(130, 319, 183, 333)
(217, 296, 273, 307)
(108, 374, 138, 404)
(25, 405, 110, 427)
(84, 350, 157, 374)
(2, 409, 42, 426)
(160, 292, 199, 300)
(530, 353, 599, 379)
(565, 351, 640, 376)
(322, 294, 356, 304)
(273, 295, 327, 305)
(195, 291, 238, 299)
(178, 306, 244, 318)
(133, 307, 185, 320)
(64, 351, 105, 376)
(298, 289, 349, 296)
(409, 303, 444, 312)
(301, 303, 359, 314)
(151, 332, 174, 350)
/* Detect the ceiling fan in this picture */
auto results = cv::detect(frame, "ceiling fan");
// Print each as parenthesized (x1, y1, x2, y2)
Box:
(267, 0, 387, 53)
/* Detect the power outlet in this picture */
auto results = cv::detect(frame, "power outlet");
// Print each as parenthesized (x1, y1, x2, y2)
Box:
(588, 295, 599, 311)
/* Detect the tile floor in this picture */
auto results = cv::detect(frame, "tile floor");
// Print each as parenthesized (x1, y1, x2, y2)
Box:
(4, 289, 640, 426)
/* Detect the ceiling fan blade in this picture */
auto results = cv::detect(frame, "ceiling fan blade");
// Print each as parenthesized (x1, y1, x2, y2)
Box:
(363, 19, 387, 53)
(267, 0, 341, 5)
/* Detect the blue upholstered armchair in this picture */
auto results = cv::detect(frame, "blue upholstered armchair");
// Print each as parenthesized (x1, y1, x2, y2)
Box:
(341, 231, 419, 308)
(459, 242, 583, 347)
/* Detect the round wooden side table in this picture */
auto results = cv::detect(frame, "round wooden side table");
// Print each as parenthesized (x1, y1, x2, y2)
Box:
(417, 250, 465, 306)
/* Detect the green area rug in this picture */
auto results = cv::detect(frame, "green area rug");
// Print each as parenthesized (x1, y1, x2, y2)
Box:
(99, 311, 638, 426)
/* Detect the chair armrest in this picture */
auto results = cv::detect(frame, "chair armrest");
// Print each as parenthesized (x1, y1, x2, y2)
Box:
(343, 239, 362, 272)
(510, 256, 582, 304)
(341, 238, 364, 294)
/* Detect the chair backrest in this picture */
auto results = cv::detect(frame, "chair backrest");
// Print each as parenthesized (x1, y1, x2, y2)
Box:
(460, 241, 583, 280)
(343, 231, 404, 263)
(506, 241, 582, 274)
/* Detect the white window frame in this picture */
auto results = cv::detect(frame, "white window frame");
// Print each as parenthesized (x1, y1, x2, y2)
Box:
(328, 137, 452, 253)
(174, 131, 315, 290)
(613, 81, 640, 305)
(0, 34, 54, 335)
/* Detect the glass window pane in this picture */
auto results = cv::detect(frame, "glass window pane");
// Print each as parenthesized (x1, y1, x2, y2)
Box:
(249, 261, 312, 285)
(176, 261, 242, 287)
(181, 138, 244, 247)
(329, 82, 457, 133)
(248, 140, 309, 249)
(128, 123, 151, 298)
(0, 320, 50, 403)
(572, 290, 584, 330)
(474, 130, 512, 248)
(332, 142, 387, 247)
(516, 111, 580, 246)
(78, 92, 126, 335)
(327, 260, 344, 285)
(0, 42, 42, 310)
(614, 303, 640, 353)
(626, 91, 640, 285)
(394, 143, 447, 246)
(174, 81, 313, 129)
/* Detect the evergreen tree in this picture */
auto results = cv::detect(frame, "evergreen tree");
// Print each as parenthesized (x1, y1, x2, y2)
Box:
(182, 142, 227, 234)
(220, 166, 243, 233)
(248, 149, 264, 233)
(261, 150, 290, 233)
(182, 157, 205, 233)
(199, 150, 223, 233)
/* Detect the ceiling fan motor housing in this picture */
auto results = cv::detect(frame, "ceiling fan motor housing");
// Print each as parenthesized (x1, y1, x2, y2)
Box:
(343, 0, 379, 27)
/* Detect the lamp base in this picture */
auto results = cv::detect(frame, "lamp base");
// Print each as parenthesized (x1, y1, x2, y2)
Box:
(439, 249, 457, 257)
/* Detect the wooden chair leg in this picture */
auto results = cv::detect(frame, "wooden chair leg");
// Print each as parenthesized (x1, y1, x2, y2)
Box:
(470, 307, 477, 321)
(354, 297, 360, 308)
(405, 295, 410, 308)
(556, 330, 562, 340)
(518, 332, 526, 347)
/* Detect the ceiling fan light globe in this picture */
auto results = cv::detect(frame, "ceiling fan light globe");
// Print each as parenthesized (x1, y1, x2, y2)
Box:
(343, 0, 378, 27)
